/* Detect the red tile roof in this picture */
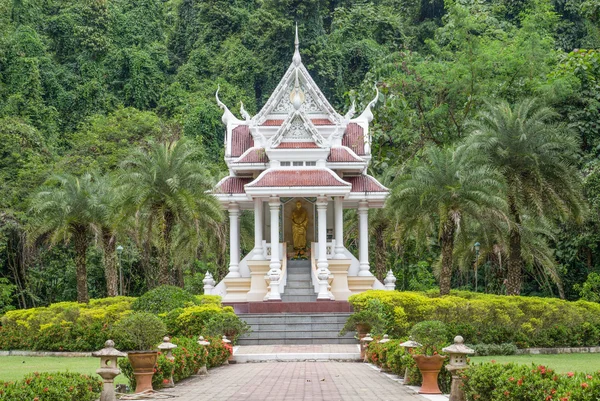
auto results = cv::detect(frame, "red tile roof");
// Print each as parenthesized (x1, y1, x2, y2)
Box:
(261, 119, 333, 126)
(214, 176, 253, 194)
(275, 142, 320, 149)
(231, 125, 253, 157)
(342, 123, 365, 155)
(248, 170, 349, 188)
(328, 147, 363, 163)
(261, 120, 284, 126)
(344, 175, 387, 193)
(235, 148, 268, 164)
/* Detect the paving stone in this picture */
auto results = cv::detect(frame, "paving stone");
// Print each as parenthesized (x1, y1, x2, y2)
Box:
(164, 362, 430, 401)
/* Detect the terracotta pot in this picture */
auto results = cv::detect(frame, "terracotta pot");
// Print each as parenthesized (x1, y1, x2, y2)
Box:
(412, 354, 446, 394)
(128, 351, 158, 393)
(356, 323, 371, 339)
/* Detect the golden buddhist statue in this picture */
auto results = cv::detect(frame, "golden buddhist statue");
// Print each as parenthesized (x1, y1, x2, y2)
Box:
(291, 201, 308, 250)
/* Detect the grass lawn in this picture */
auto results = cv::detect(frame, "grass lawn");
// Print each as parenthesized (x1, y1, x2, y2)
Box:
(471, 353, 600, 374)
(0, 356, 129, 384)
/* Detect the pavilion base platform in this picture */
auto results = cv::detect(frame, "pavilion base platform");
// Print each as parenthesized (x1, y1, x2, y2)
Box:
(224, 300, 353, 314)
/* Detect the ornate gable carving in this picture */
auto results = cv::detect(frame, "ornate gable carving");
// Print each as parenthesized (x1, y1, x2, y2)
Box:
(270, 111, 326, 148)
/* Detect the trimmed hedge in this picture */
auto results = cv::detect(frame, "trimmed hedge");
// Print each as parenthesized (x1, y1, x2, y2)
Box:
(463, 362, 600, 400)
(0, 289, 247, 351)
(131, 285, 202, 314)
(118, 336, 232, 390)
(0, 372, 102, 401)
(349, 290, 600, 348)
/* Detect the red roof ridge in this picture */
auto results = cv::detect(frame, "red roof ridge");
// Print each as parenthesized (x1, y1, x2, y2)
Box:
(328, 146, 364, 163)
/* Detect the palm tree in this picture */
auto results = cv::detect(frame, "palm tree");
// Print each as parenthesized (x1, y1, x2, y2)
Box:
(120, 139, 222, 287)
(463, 99, 585, 295)
(389, 146, 505, 295)
(30, 173, 101, 303)
(91, 174, 121, 297)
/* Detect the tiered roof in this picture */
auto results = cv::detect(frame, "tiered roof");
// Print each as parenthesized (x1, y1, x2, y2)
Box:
(212, 25, 388, 207)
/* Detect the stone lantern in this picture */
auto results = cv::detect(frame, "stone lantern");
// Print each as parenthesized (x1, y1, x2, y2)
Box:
(399, 338, 422, 385)
(197, 336, 210, 375)
(157, 337, 178, 388)
(442, 336, 475, 401)
(93, 340, 127, 401)
(359, 333, 373, 361)
(384, 270, 396, 291)
(222, 335, 232, 364)
(378, 334, 390, 344)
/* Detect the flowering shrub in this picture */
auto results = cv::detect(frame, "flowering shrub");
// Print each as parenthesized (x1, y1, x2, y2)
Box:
(349, 290, 600, 348)
(0, 372, 102, 401)
(463, 363, 600, 401)
(118, 336, 230, 390)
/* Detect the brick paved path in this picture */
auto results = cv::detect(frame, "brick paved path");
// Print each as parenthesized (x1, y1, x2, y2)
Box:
(166, 362, 428, 401)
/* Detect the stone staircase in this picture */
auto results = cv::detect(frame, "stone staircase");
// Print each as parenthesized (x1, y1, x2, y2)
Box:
(282, 260, 316, 302)
(237, 312, 356, 345)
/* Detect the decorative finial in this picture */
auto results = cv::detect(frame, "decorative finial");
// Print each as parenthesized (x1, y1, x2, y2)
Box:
(293, 23, 301, 66)
(240, 101, 251, 121)
(352, 83, 379, 123)
(215, 85, 242, 125)
(344, 99, 356, 120)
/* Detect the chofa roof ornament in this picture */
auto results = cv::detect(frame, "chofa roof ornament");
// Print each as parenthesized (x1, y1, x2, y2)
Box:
(352, 84, 379, 123)
(293, 23, 301, 67)
(240, 101, 252, 121)
(216, 85, 243, 125)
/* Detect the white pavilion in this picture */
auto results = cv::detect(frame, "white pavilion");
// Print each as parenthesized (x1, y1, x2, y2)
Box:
(207, 27, 394, 303)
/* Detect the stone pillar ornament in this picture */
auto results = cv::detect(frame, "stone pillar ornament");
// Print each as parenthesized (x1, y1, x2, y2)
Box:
(92, 340, 127, 401)
(252, 198, 264, 260)
(399, 339, 422, 385)
(334, 196, 345, 259)
(197, 336, 210, 375)
(203, 272, 215, 294)
(442, 336, 475, 401)
(222, 335, 233, 365)
(384, 270, 397, 291)
(157, 337, 178, 388)
(316, 196, 331, 300)
(227, 202, 241, 277)
(267, 197, 281, 301)
(360, 333, 373, 361)
(358, 200, 372, 276)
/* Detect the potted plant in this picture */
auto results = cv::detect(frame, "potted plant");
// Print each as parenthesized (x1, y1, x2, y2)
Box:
(114, 312, 167, 394)
(409, 320, 448, 394)
(339, 309, 385, 338)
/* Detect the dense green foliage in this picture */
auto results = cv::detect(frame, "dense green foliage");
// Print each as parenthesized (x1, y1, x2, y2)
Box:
(348, 290, 600, 348)
(131, 285, 200, 314)
(0, 0, 598, 304)
(463, 363, 600, 401)
(0, 372, 102, 401)
(0, 292, 246, 351)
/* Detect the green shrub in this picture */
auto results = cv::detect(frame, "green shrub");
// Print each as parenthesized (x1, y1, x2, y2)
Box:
(348, 290, 600, 348)
(409, 320, 448, 355)
(0, 297, 133, 351)
(468, 342, 518, 356)
(112, 312, 166, 350)
(169, 304, 242, 339)
(0, 372, 102, 400)
(131, 286, 199, 315)
(203, 312, 251, 343)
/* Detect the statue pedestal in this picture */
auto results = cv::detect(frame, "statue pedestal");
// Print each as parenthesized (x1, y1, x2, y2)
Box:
(247, 260, 271, 301)
(328, 259, 352, 300)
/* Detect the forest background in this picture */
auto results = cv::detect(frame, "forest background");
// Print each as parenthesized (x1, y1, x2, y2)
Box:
(0, 0, 599, 309)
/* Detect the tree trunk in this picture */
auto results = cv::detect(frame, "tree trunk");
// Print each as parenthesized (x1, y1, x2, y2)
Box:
(439, 218, 456, 296)
(506, 195, 522, 296)
(158, 210, 175, 286)
(73, 225, 89, 303)
(102, 227, 118, 297)
(374, 223, 387, 281)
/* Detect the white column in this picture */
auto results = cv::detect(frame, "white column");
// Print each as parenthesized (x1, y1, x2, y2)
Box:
(358, 200, 372, 276)
(334, 196, 345, 259)
(267, 196, 281, 301)
(252, 198, 264, 260)
(227, 202, 241, 277)
(316, 196, 331, 300)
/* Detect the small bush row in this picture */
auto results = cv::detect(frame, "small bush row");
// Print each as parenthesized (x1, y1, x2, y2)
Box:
(0, 372, 102, 401)
(349, 290, 600, 348)
(0, 286, 249, 351)
(463, 362, 600, 401)
(118, 336, 232, 390)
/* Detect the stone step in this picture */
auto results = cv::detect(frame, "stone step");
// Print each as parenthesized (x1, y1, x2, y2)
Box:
(237, 338, 359, 345)
(283, 288, 315, 296)
(281, 295, 317, 302)
(242, 330, 355, 340)
(285, 280, 313, 289)
(286, 273, 312, 280)
(246, 323, 345, 331)
(225, 301, 353, 314)
(240, 313, 351, 324)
